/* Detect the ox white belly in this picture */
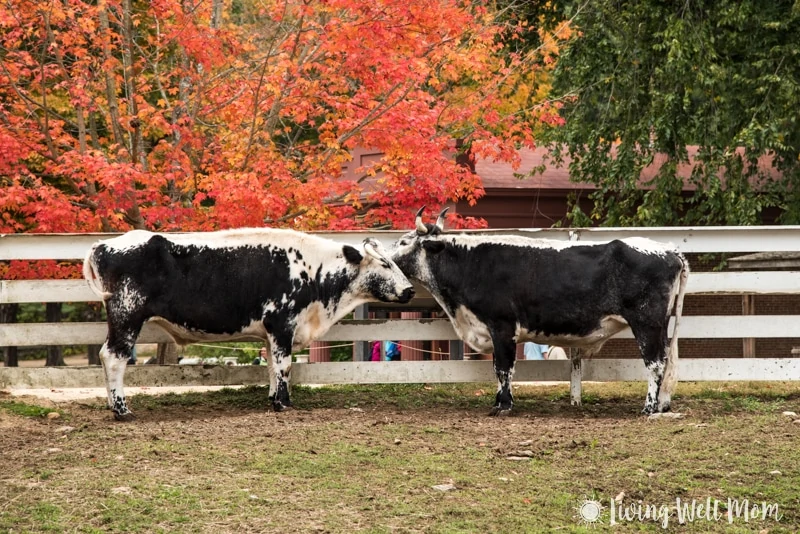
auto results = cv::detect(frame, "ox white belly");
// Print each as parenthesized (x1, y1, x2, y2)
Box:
(515, 314, 630, 347)
(148, 317, 267, 345)
(291, 302, 331, 351)
(453, 306, 494, 354)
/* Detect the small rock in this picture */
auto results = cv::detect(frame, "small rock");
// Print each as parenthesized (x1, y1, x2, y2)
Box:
(393, 438, 401, 445)
(46, 412, 61, 420)
(517, 439, 533, 446)
(431, 483, 456, 492)
(46, 448, 62, 454)
(781, 411, 797, 417)
(647, 472, 656, 478)
(614, 491, 625, 503)
(508, 450, 534, 458)
(54, 426, 75, 434)
(111, 486, 131, 495)
(348, 407, 364, 413)
(793, 419, 800, 424)
(769, 470, 781, 476)
(506, 456, 532, 461)
(647, 412, 684, 421)
(498, 477, 511, 482)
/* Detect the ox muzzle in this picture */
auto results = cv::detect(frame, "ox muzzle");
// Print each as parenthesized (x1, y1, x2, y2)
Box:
(397, 286, 415, 304)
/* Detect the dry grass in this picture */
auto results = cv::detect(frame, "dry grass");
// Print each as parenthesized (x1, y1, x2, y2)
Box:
(1, 381, 799, 533)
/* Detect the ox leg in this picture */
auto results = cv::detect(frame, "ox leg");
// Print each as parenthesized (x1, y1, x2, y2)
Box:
(632, 323, 670, 414)
(490, 336, 516, 416)
(100, 297, 145, 421)
(266, 335, 293, 412)
(99, 333, 137, 422)
(264, 345, 278, 403)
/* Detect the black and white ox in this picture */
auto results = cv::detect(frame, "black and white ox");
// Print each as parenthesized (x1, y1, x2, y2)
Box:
(391, 208, 689, 416)
(83, 229, 415, 420)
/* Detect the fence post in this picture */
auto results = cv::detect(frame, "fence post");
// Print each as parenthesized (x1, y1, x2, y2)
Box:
(157, 342, 179, 364)
(45, 303, 65, 366)
(742, 294, 755, 357)
(353, 304, 370, 362)
(1, 303, 19, 367)
(449, 340, 464, 360)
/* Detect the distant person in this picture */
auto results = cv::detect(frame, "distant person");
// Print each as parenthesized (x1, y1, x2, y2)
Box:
(384, 340, 400, 361)
(252, 347, 268, 365)
(523, 342, 549, 360)
(370, 341, 381, 361)
(547, 346, 568, 360)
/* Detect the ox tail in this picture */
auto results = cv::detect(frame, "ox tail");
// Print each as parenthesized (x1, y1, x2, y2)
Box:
(660, 253, 690, 402)
(83, 244, 112, 301)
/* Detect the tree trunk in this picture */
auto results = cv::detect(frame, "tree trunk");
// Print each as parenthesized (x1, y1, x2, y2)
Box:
(1, 303, 19, 367)
(210, 0, 223, 29)
(98, 5, 126, 149)
(45, 303, 65, 366)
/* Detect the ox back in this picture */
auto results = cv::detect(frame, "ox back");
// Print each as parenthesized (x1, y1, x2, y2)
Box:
(92, 235, 347, 342)
(85, 228, 414, 420)
(426, 237, 684, 348)
(391, 211, 689, 416)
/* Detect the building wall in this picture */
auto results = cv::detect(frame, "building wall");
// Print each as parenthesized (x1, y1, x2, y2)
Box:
(456, 190, 593, 229)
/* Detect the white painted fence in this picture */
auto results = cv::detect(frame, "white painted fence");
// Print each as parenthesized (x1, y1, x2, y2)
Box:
(2, 228, 800, 393)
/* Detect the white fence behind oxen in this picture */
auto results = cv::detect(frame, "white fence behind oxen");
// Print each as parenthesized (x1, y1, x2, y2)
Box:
(2, 228, 800, 404)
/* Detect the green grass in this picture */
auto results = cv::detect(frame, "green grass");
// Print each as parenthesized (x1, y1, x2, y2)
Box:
(0, 400, 62, 418)
(1, 382, 798, 533)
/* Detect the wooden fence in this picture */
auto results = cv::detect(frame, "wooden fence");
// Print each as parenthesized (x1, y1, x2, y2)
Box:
(2, 228, 800, 402)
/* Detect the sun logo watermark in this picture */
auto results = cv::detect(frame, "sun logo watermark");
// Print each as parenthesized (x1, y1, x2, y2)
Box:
(576, 498, 604, 526)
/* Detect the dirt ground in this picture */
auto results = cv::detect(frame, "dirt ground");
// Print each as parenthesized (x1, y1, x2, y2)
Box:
(1, 383, 798, 533)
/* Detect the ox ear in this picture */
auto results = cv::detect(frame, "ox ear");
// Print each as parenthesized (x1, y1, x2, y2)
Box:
(422, 240, 445, 255)
(343, 245, 363, 265)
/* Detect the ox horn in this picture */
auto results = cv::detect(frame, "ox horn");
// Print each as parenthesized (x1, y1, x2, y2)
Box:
(435, 207, 449, 231)
(363, 239, 385, 262)
(415, 206, 428, 235)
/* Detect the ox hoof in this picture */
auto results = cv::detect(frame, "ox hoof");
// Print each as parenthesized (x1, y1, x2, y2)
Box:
(113, 412, 136, 422)
(488, 406, 513, 417)
(272, 402, 293, 413)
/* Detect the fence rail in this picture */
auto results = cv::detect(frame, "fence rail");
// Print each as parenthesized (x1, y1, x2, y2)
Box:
(3, 228, 800, 394)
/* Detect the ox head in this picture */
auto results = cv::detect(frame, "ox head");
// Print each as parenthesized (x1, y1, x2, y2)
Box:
(343, 238, 415, 303)
(389, 206, 449, 283)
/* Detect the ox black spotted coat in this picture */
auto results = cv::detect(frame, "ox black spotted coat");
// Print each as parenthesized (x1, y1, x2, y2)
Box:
(84, 228, 414, 420)
(391, 208, 689, 416)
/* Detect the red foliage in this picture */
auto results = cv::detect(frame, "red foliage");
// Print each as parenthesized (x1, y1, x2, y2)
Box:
(0, 0, 561, 279)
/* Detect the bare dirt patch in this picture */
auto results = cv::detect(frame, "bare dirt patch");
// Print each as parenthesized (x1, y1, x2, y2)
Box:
(1, 382, 798, 533)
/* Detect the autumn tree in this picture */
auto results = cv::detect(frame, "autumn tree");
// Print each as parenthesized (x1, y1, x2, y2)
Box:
(0, 0, 555, 239)
(537, 0, 800, 226)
